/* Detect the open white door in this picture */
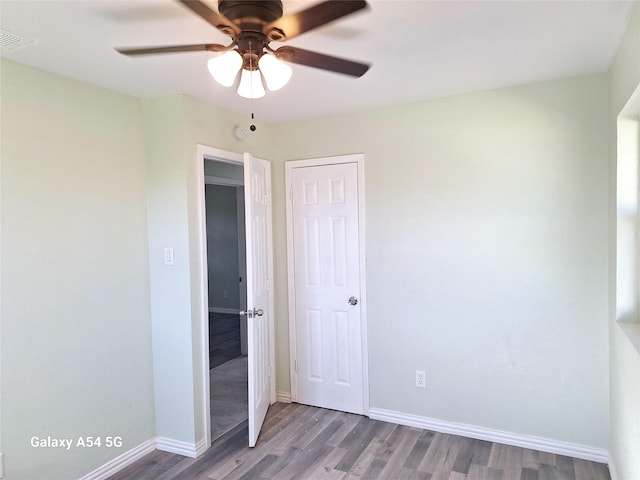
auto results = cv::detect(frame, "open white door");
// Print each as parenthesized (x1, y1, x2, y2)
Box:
(243, 152, 273, 447)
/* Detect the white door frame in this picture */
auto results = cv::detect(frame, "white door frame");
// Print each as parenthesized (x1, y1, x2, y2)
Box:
(284, 153, 369, 414)
(195, 144, 276, 449)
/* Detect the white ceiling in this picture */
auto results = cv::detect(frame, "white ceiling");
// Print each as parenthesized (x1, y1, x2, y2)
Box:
(0, 0, 636, 124)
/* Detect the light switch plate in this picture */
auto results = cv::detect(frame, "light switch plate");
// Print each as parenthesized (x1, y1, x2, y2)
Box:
(163, 247, 175, 266)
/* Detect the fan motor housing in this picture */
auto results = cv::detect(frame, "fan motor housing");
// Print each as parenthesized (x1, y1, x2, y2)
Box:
(218, 0, 283, 25)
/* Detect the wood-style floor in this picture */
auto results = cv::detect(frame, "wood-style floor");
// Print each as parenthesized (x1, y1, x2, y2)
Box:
(108, 402, 611, 480)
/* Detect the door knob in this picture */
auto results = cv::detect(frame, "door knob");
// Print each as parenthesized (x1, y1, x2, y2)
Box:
(348, 296, 358, 306)
(240, 308, 264, 318)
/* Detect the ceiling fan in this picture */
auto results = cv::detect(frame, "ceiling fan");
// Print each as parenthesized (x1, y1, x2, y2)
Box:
(116, 0, 371, 98)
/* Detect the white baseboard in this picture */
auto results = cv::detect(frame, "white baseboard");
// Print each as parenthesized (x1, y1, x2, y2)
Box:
(608, 458, 618, 480)
(368, 407, 609, 464)
(194, 437, 209, 457)
(78, 438, 155, 480)
(80, 434, 206, 480)
(156, 436, 200, 458)
(276, 391, 292, 403)
(209, 307, 240, 314)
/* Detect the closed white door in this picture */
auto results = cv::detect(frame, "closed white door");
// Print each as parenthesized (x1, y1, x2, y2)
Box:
(289, 160, 366, 415)
(243, 153, 273, 447)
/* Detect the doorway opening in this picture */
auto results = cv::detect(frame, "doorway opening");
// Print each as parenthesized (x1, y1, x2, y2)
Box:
(204, 158, 249, 441)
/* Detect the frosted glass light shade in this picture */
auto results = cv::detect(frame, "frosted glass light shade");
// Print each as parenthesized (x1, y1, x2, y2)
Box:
(207, 51, 242, 87)
(237, 69, 265, 99)
(258, 54, 292, 91)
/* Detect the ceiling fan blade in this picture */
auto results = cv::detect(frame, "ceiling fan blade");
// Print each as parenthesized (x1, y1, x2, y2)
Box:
(275, 46, 370, 77)
(177, 0, 240, 36)
(116, 43, 230, 56)
(264, 0, 367, 42)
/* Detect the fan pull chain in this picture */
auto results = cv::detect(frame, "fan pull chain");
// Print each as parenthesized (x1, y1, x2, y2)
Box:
(249, 41, 257, 132)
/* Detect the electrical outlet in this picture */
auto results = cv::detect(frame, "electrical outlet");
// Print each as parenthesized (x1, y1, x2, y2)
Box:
(415, 370, 426, 388)
(223, 290, 229, 298)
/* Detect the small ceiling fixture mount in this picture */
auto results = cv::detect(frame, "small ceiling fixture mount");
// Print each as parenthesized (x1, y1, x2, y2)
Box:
(116, 0, 371, 99)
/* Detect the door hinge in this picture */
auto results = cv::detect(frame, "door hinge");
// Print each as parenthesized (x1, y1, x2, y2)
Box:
(294, 359, 298, 372)
(290, 187, 293, 202)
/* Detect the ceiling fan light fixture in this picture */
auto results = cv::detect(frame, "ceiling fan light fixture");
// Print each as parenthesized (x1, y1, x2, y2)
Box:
(207, 50, 242, 87)
(117, 0, 371, 100)
(258, 53, 292, 91)
(237, 68, 265, 99)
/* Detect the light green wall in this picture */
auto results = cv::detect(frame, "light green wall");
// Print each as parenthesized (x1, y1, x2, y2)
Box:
(609, 4, 640, 479)
(0, 60, 154, 479)
(143, 95, 198, 444)
(271, 74, 610, 448)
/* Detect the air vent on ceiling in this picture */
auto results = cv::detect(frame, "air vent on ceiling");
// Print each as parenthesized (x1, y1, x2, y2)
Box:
(0, 29, 32, 50)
